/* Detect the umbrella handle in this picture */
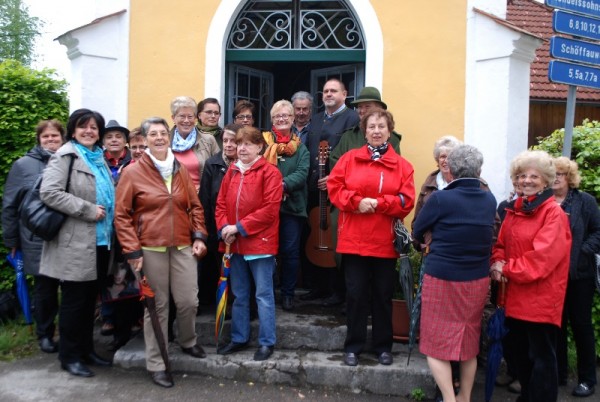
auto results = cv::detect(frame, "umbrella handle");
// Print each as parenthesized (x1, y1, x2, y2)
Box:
(498, 279, 506, 307)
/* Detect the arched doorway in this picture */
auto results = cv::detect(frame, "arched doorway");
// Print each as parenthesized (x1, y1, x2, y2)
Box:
(207, 0, 375, 129)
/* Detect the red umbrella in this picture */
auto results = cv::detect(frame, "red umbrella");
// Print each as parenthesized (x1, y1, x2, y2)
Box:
(133, 269, 170, 374)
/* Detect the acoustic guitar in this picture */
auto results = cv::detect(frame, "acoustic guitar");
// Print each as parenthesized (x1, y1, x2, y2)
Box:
(305, 141, 336, 268)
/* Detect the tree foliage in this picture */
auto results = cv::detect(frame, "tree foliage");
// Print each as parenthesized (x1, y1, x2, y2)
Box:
(0, 0, 42, 66)
(0, 59, 68, 291)
(532, 119, 600, 202)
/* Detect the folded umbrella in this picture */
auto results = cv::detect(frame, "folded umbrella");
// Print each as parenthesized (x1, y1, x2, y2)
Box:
(215, 244, 231, 347)
(133, 268, 170, 374)
(6, 250, 32, 325)
(407, 249, 427, 366)
(485, 279, 509, 402)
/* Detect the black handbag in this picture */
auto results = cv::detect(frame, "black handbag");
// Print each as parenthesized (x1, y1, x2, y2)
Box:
(20, 155, 74, 241)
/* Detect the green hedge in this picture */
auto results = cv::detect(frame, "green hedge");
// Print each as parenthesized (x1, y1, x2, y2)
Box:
(0, 59, 68, 291)
(533, 119, 600, 360)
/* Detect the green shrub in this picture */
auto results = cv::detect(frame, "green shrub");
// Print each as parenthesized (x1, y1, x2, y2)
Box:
(532, 119, 600, 202)
(533, 119, 600, 360)
(0, 59, 68, 295)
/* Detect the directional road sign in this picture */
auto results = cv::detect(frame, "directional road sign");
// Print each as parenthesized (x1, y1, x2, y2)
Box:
(546, 0, 600, 19)
(549, 59, 600, 89)
(550, 36, 600, 65)
(553, 10, 600, 41)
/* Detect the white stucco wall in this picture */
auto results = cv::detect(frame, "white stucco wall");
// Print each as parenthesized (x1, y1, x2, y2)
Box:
(465, 1, 541, 202)
(58, 6, 130, 124)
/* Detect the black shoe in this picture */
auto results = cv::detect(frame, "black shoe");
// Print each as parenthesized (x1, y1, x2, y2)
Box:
(321, 293, 344, 307)
(572, 382, 595, 397)
(378, 352, 393, 365)
(150, 370, 174, 388)
(344, 352, 358, 366)
(181, 344, 206, 358)
(217, 342, 248, 355)
(253, 345, 274, 361)
(282, 296, 294, 311)
(83, 352, 112, 367)
(299, 290, 329, 301)
(61, 361, 94, 377)
(39, 337, 58, 353)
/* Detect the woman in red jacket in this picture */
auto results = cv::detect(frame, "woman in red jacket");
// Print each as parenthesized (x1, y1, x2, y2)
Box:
(490, 150, 572, 402)
(215, 126, 283, 361)
(327, 109, 415, 367)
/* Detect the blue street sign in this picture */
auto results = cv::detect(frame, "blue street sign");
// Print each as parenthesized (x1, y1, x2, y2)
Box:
(553, 10, 600, 41)
(549, 59, 600, 89)
(550, 36, 600, 65)
(546, 0, 600, 19)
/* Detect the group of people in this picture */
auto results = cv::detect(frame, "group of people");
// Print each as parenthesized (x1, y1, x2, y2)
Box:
(2, 78, 599, 401)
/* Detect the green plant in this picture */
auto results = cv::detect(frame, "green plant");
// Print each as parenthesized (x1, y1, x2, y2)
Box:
(533, 120, 600, 360)
(0, 317, 36, 361)
(532, 118, 600, 202)
(410, 387, 425, 401)
(0, 59, 68, 292)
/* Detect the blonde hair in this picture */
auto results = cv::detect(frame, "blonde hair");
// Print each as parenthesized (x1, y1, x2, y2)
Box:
(510, 150, 556, 186)
(270, 99, 293, 120)
(554, 156, 581, 189)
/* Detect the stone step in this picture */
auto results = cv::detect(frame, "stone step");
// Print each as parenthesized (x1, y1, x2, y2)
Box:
(114, 336, 435, 397)
(113, 301, 436, 397)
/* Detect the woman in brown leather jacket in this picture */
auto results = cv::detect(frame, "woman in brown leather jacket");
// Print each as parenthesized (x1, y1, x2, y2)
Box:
(114, 117, 208, 388)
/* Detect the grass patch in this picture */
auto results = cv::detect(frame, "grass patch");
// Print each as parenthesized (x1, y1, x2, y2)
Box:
(0, 318, 37, 362)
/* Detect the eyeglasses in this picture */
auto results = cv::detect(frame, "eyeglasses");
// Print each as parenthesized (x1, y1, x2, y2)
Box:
(272, 114, 291, 121)
(202, 110, 221, 116)
(176, 114, 195, 121)
(517, 174, 541, 181)
(235, 114, 253, 120)
(556, 172, 567, 177)
(130, 145, 146, 151)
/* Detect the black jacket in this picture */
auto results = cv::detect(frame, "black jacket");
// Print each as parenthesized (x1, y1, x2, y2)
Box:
(1, 146, 51, 275)
(199, 152, 230, 250)
(564, 189, 600, 279)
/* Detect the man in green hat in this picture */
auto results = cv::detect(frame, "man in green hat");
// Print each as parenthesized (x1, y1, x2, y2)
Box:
(330, 86, 402, 170)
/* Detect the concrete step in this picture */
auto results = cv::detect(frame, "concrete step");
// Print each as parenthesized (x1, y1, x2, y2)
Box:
(113, 300, 436, 397)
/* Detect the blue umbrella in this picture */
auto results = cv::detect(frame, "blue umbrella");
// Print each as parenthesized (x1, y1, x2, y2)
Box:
(6, 250, 33, 325)
(407, 251, 427, 365)
(485, 280, 509, 402)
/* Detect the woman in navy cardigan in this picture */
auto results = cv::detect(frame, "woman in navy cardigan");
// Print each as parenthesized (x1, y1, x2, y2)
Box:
(413, 144, 497, 402)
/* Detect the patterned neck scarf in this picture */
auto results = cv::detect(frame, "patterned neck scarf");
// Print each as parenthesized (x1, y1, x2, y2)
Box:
(171, 127, 197, 152)
(366, 141, 389, 160)
(511, 188, 554, 215)
(262, 130, 300, 166)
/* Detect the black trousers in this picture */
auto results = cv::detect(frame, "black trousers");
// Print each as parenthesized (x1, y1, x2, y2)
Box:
(507, 317, 559, 402)
(343, 254, 396, 354)
(557, 277, 597, 386)
(58, 246, 108, 364)
(33, 274, 60, 340)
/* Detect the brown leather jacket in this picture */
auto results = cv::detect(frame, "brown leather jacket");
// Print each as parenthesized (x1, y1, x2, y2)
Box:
(114, 153, 208, 260)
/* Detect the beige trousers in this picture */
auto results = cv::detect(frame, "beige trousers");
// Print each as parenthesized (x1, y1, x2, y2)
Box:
(142, 247, 199, 371)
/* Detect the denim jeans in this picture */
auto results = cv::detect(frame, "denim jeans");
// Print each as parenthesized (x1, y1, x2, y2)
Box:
(279, 214, 304, 297)
(230, 254, 276, 346)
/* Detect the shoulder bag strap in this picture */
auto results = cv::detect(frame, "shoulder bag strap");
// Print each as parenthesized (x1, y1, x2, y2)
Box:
(64, 154, 75, 192)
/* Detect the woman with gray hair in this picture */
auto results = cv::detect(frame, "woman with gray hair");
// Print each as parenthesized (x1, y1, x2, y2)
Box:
(115, 117, 209, 388)
(413, 144, 497, 402)
(169, 96, 220, 190)
(490, 150, 571, 402)
(411, 135, 462, 245)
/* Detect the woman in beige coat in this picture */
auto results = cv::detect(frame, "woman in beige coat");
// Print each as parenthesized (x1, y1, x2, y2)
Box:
(40, 109, 114, 378)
